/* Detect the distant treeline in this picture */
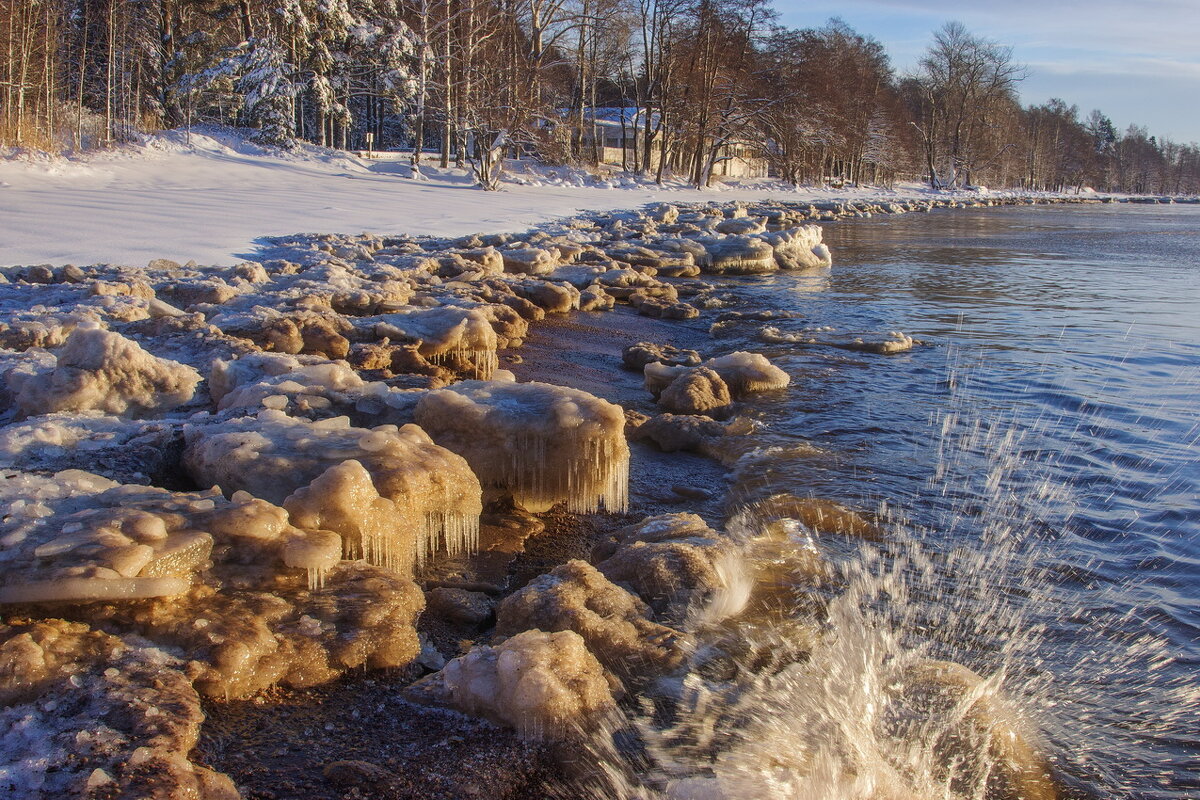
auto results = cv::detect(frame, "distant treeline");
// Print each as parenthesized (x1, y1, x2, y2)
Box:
(2, 0, 1197, 193)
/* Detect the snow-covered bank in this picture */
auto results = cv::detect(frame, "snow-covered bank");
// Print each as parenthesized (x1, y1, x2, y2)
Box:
(0, 127, 1100, 268)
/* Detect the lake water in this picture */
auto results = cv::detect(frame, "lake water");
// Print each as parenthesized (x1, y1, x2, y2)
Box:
(595, 204, 1199, 800)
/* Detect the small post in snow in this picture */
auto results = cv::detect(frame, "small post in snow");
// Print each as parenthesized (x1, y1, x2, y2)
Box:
(366, 132, 374, 159)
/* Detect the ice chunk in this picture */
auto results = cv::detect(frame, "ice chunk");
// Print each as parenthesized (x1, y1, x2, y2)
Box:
(0, 469, 343, 605)
(596, 513, 744, 622)
(645, 352, 789, 399)
(496, 559, 685, 680)
(763, 225, 833, 269)
(208, 352, 313, 403)
(703, 352, 790, 394)
(500, 247, 560, 276)
(9, 327, 200, 418)
(438, 629, 615, 739)
(371, 306, 499, 379)
(85, 560, 424, 699)
(694, 235, 778, 274)
(658, 366, 732, 416)
(184, 413, 482, 572)
(415, 379, 629, 514)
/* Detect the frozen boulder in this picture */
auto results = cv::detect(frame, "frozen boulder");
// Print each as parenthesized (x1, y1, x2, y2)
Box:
(183, 412, 482, 571)
(645, 352, 789, 398)
(437, 629, 616, 739)
(695, 236, 777, 274)
(657, 366, 732, 416)
(622, 342, 702, 371)
(714, 216, 766, 235)
(704, 352, 790, 394)
(9, 327, 200, 418)
(0, 469, 342, 606)
(415, 380, 629, 514)
(208, 352, 315, 404)
(838, 331, 917, 354)
(629, 413, 731, 457)
(892, 660, 1060, 800)
(596, 513, 743, 621)
(500, 247, 559, 276)
(510, 280, 580, 314)
(496, 560, 685, 680)
(371, 306, 499, 379)
(764, 225, 833, 270)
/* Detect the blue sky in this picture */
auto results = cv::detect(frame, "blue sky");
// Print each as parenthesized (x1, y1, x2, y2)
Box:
(773, 0, 1200, 145)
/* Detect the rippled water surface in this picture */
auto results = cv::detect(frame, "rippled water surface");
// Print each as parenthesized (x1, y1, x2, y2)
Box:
(702, 204, 1198, 799)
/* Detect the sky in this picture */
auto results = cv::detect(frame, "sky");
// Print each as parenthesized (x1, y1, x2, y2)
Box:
(774, 0, 1200, 145)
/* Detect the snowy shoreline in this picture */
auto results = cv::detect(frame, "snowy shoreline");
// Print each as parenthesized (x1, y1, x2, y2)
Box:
(0, 191, 1133, 799)
(3, 127, 1191, 270)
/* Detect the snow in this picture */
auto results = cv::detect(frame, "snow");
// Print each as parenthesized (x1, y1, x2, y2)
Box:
(1, 126, 1000, 269)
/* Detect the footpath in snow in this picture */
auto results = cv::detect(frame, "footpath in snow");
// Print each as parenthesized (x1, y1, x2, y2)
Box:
(0, 127, 1059, 268)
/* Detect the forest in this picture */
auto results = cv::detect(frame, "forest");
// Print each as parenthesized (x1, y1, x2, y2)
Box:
(2, 0, 1198, 193)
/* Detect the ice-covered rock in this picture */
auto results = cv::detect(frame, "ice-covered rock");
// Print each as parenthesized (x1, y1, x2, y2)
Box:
(415, 380, 629, 514)
(370, 306, 499, 379)
(183, 411, 481, 571)
(629, 413, 730, 456)
(0, 619, 238, 799)
(704, 352, 791, 394)
(0, 469, 342, 605)
(645, 352, 789, 398)
(82, 558, 425, 699)
(715, 217, 766, 235)
(437, 629, 616, 739)
(208, 352, 315, 404)
(500, 247, 559, 276)
(764, 225, 833, 270)
(496, 560, 684, 680)
(596, 513, 742, 621)
(839, 331, 916, 354)
(892, 660, 1060, 800)
(622, 342, 702, 371)
(740, 493, 883, 539)
(657, 367, 732, 416)
(695, 236, 778, 274)
(8, 327, 200, 418)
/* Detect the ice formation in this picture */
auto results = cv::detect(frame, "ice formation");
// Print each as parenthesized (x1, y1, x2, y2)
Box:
(703, 352, 791, 395)
(764, 225, 833, 269)
(8, 326, 200, 418)
(0, 468, 349, 604)
(657, 366, 733, 416)
(285, 460, 418, 575)
(414, 379, 629, 513)
(841, 331, 916, 354)
(91, 560, 425, 699)
(596, 513, 742, 621)
(695, 235, 778, 274)
(621, 341, 702, 371)
(437, 629, 616, 739)
(495, 559, 685, 680)
(370, 306, 499, 378)
(645, 351, 789, 399)
(183, 411, 482, 571)
(0, 470, 206, 605)
(0, 412, 181, 485)
(0, 619, 238, 799)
